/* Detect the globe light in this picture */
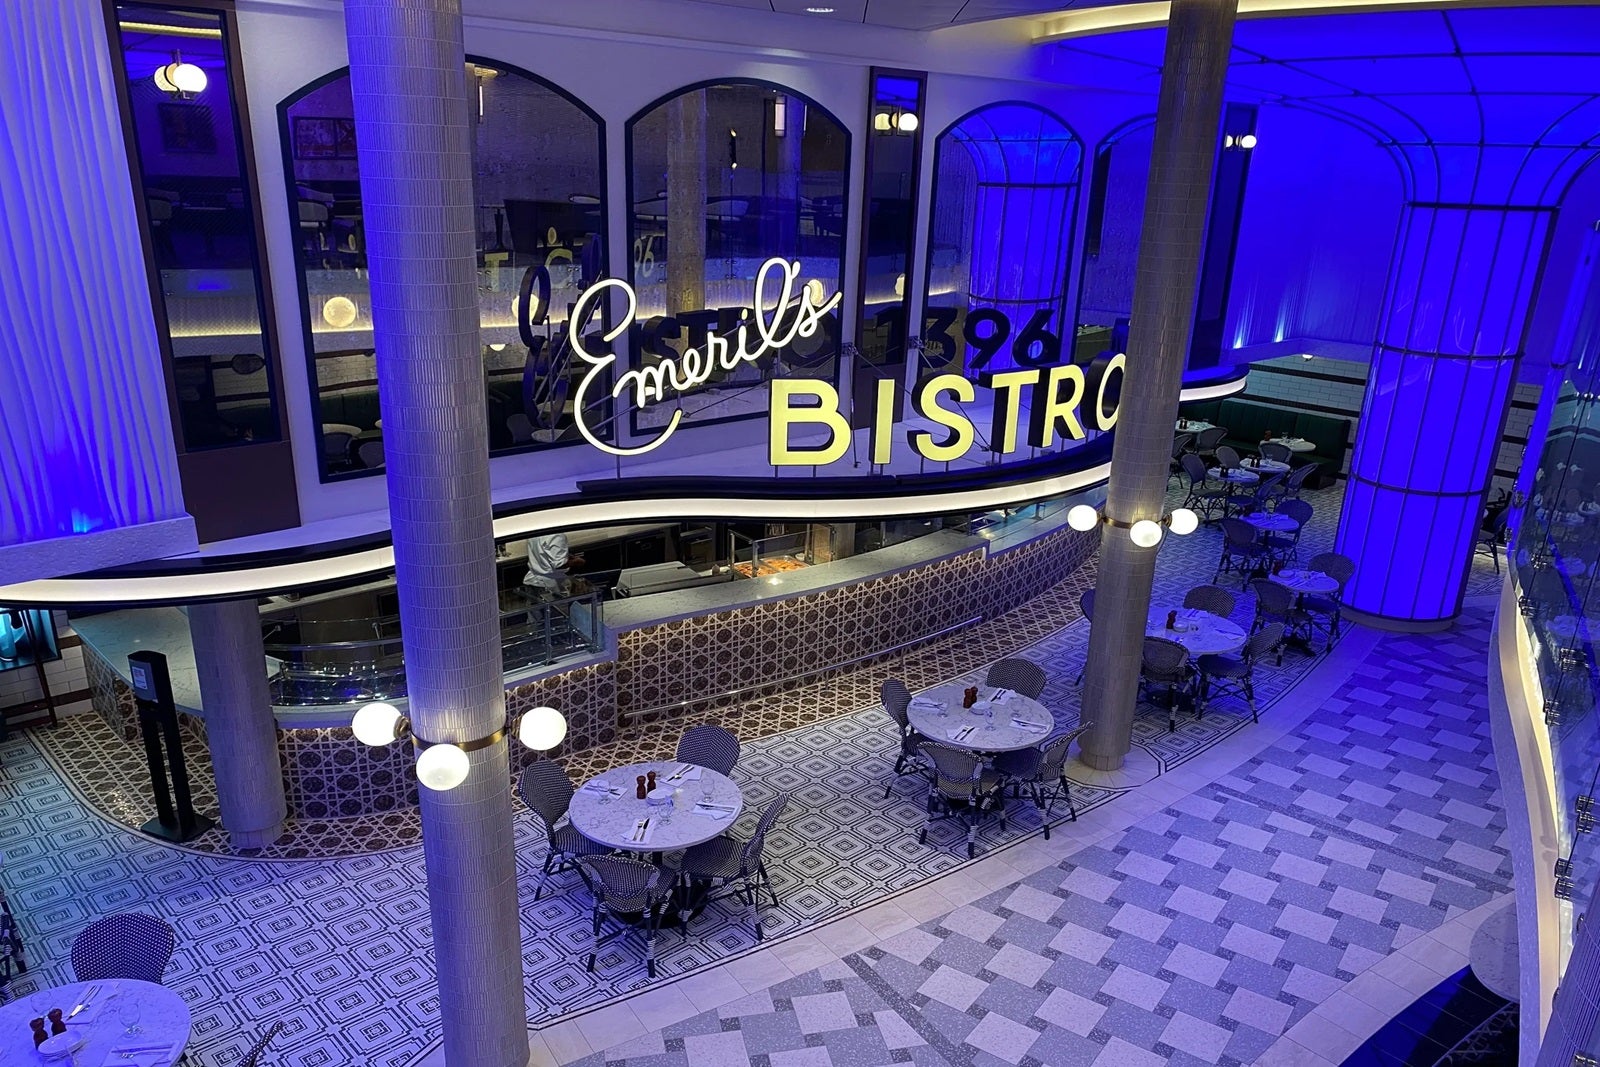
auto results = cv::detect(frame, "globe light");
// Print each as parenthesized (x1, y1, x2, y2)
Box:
(1168, 508, 1199, 536)
(1129, 519, 1164, 548)
(874, 112, 893, 132)
(895, 112, 919, 133)
(1238, 133, 1258, 150)
(352, 701, 404, 747)
(1067, 504, 1100, 532)
(518, 705, 568, 751)
(416, 744, 471, 791)
(322, 296, 358, 329)
(156, 54, 207, 98)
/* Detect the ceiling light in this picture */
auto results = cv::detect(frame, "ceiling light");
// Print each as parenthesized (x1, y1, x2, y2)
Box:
(806, 6, 835, 11)
(894, 112, 919, 133)
(1238, 133, 1258, 150)
(155, 51, 206, 99)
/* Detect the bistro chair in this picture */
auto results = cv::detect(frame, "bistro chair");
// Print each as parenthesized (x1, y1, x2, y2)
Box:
(575, 855, 677, 978)
(679, 793, 789, 941)
(1275, 462, 1319, 506)
(1182, 584, 1236, 619)
(1196, 624, 1284, 722)
(1259, 441, 1294, 465)
(1074, 588, 1096, 685)
(1170, 433, 1195, 487)
(71, 913, 174, 984)
(1304, 552, 1356, 641)
(0, 885, 25, 992)
(1181, 454, 1229, 523)
(1477, 506, 1509, 574)
(357, 438, 385, 469)
(1215, 518, 1269, 587)
(986, 658, 1047, 700)
(240, 1022, 285, 1067)
(1139, 637, 1194, 732)
(1214, 444, 1245, 473)
(993, 721, 1094, 839)
(321, 431, 355, 470)
(918, 742, 1004, 859)
(1265, 499, 1314, 563)
(1242, 471, 1286, 517)
(1194, 425, 1228, 462)
(1250, 579, 1314, 661)
(880, 678, 928, 797)
(675, 723, 740, 776)
(518, 759, 608, 900)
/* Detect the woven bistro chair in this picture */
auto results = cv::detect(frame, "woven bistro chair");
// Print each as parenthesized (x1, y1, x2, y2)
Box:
(1265, 499, 1314, 564)
(1196, 624, 1285, 723)
(1182, 584, 1236, 620)
(1194, 425, 1227, 462)
(71, 914, 174, 984)
(518, 759, 608, 900)
(985, 658, 1047, 700)
(675, 723, 740, 776)
(679, 793, 789, 941)
(1214, 444, 1245, 473)
(1250, 579, 1314, 661)
(1304, 552, 1357, 641)
(1139, 637, 1194, 732)
(1275, 462, 1319, 506)
(240, 1022, 285, 1067)
(880, 678, 929, 797)
(1215, 518, 1269, 587)
(1181, 454, 1229, 523)
(575, 855, 677, 978)
(1170, 433, 1195, 487)
(993, 721, 1094, 839)
(918, 742, 1005, 859)
(1259, 441, 1294, 465)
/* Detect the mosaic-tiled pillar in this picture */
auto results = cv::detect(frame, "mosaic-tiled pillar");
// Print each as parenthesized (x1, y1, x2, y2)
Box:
(1079, 0, 1237, 771)
(188, 600, 286, 849)
(343, 2, 526, 1064)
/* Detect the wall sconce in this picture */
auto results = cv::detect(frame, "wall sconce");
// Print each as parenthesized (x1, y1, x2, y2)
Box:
(154, 52, 206, 99)
(874, 109, 918, 134)
(1067, 505, 1199, 547)
(1222, 132, 1258, 151)
(353, 701, 568, 792)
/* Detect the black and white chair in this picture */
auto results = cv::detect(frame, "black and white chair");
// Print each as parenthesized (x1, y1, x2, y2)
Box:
(1265, 499, 1314, 563)
(71, 913, 174, 984)
(986, 658, 1047, 700)
(1139, 637, 1194, 732)
(518, 759, 608, 899)
(679, 793, 789, 941)
(1215, 518, 1269, 587)
(1250, 579, 1314, 660)
(880, 679, 928, 797)
(1182, 584, 1236, 620)
(1181, 454, 1229, 523)
(993, 722, 1094, 839)
(1275, 462, 1319, 506)
(1196, 624, 1284, 722)
(1194, 425, 1227, 463)
(675, 724, 740, 776)
(918, 742, 1004, 859)
(240, 1022, 285, 1067)
(575, 855, 677, 978)
(1259, 440, 1294, 465)
(1303, 552, 1356, 642)
(1170, 433, 1195, 487)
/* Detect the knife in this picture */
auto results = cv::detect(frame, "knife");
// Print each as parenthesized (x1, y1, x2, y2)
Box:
(666, 764, 688, 781)
(112, 1045, 172, 1056)
(634, 817, 651, 842)
(67, 984, 100, 1018)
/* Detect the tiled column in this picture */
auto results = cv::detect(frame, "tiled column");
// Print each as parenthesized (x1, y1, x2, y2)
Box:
(1078, 0, 1237, 771)
(343, 3, 527, 1066)
(187, 600, 285, 849)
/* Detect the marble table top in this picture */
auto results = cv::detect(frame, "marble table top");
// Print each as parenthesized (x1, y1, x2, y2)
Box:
(569, 761, 743, 852)
(0, 979, 190, 1066)
(1270, 437, 1317, 452)
(1245, 457, 1292, 474)
(1146, 606, 1248, 656)
(907, 683, 1054, 754)
(1209, 467, 1260, 485)
(1271, 568, 1340, 595)
(1175, 420, 1214, 434)
(1243, 511, 1300, 532)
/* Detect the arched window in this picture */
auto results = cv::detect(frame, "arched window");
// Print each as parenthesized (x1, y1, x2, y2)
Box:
(280, 61, 606, 478)
(923, 103, 1084, 377)
(624, 81, 848, 439)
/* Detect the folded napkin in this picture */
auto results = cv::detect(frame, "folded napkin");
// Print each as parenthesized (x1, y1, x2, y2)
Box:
(1012, 717, 1047, 732)
(629, 818, 655, 845)
(909, 696, 943, 709)
(693, 801, 736, 820)
(947, 725, 975, 742)
(581, 781, 621, 797)
(664, 764, 702, 782)
(991, 688, 1013, 704)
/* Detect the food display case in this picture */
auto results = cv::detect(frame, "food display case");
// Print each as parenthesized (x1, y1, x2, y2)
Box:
(730, 524, 836, 579)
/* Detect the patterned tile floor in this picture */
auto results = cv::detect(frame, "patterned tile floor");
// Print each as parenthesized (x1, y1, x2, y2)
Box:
(0, 485, 1509, 1067)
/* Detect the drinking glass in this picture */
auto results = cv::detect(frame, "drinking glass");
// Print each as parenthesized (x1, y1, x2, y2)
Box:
(116, 995, 142, 1036)
(983, 706, 995, 731)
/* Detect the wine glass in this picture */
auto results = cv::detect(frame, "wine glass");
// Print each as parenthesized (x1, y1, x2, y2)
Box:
(28, 984, 50, 1023)
(983, 705, 995, 731)
(116, 994, 141, 1036)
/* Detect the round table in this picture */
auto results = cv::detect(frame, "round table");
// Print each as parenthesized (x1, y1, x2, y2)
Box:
(1243, 511, 1299, 533)
(1176, 420, 1214, 434)
(1270, 437, 1316, 453)
(1146, 607, 1247, 656)
(1270, 568, 1339, 596)
(1244, 458, 1291, 474)
(1209, 467, 1259, 485)
(0, 979, 190, 1065)
(907, 683, 1054, 754)
(569, 761, 744, 852)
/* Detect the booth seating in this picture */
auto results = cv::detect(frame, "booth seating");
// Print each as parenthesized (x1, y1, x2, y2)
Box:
(1178, 397, 1349, 488)
(315, 381, 527, 451)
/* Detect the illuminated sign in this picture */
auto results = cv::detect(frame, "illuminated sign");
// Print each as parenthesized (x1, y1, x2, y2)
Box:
(546, 258, 1119, 467)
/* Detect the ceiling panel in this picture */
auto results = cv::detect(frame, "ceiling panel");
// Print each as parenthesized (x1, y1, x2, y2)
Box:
(682, 0, 1132, 29)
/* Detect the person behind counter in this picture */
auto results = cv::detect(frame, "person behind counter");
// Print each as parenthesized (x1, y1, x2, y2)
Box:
(524, 533, 585, 602)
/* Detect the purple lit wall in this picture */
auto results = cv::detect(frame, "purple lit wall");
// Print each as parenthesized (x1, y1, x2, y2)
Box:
(0, 0, 195, 584)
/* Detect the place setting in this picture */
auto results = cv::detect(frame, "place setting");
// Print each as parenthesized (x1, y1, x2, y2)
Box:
(0, 979, 189, 1066)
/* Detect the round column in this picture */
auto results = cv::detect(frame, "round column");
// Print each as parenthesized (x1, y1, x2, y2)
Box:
(1078, 0, 1238, 771)
(342, 2, 527, 1065)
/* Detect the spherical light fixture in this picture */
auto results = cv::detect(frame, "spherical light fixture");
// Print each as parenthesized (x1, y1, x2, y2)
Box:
(1067, 504, 1100, 532)
(518, 706, 568, 752)
(874, 112, 893, 132)
(156, 53, 207, 99)
(416, 743, 471, 791)
(1168, 508, 1199, 536)
(1238, 133, 1258, 150)
(1129, 519, 1164, 548)
(894, 112, 919, 133)
(322, 296, 358, 329)
(352, 701, 405, 746)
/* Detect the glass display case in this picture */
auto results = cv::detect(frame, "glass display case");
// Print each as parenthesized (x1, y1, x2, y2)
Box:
(730, 524, 836, 579)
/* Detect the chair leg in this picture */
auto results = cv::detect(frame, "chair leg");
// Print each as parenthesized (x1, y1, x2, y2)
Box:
(1063, 776, 1077, 821)
(1245, 676, 1258, 723)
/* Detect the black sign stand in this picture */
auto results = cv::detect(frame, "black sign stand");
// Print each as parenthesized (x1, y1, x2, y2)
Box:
(127, 651, 214, 843)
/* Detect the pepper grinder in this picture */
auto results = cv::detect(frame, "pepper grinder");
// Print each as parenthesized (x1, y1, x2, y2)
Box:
(635, 775, 647, 800)
(30, 1018, 47, 1049)
(646, 770, 658, 792)
(48, 1008, 65, 1036)
(1166, 610, 1177, 630)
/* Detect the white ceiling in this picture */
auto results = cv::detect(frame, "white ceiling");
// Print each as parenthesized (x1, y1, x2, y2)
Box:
(680, 0, 1095, 30)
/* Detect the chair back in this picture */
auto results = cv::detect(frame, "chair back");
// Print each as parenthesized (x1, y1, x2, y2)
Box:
(357, 439, 385, 468)
(518, 758, 575, 832)
(1080, 587, 1096, 622)
(71, 913, 175, 984)
(1284, 463, 1318, 492)
(241, 1022, 285, 1067)
(1172, 433, 1194, 459)
(1180, 453, 1211, 486)
(741, 793, 790, 870)
(1251, 473, 1286, 507)
(676, 723, 740, 776)
(1259, 441, 1293, 464)
(577, 855, 665, 915)
(921, 742, 985, 799)
(1183, 584, 1236, 618)
(1277, 499, 1313, 529)
(1215, 445, 1243, 470)
(321, 431, 354, 464)
(1140, 637, 1191, 683)
(986, 657, 1047, 699)
(1195, 426, 1227, 451)
(1037, 720, 1094, 779)
(881, 679, 911, 730)
(1250, 578, 1296, 616)
(1244, 623, 1285, 663)
(1307, 551, 1355, 590)
(1219, 517, 1260, 548)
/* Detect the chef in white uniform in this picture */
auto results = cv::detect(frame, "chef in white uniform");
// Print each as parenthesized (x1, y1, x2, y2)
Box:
(524, 533, 583, 602)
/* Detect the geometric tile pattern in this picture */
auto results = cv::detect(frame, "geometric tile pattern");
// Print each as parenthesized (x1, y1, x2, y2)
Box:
(569, 602, 1512, 1067)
